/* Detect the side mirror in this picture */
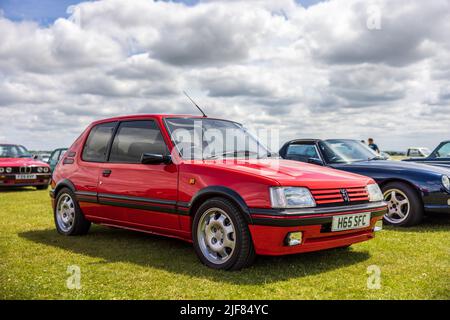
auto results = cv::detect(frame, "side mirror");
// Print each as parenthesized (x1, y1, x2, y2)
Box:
(307, 158, 324, 166)
(141, 153, 172, 165)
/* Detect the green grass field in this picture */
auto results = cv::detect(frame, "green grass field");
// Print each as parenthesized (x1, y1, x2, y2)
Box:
(1, 188, 449, 300)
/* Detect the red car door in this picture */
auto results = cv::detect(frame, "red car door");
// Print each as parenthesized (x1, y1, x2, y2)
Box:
(74, 121, 117, 219)
(97, 119, 179, 231)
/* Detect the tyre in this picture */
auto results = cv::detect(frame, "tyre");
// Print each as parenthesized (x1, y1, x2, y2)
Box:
(36, 184, 48, 190)
(192, 197, 255, 270)
(381, 182, 423, 227)
(54, 188, 91, 235)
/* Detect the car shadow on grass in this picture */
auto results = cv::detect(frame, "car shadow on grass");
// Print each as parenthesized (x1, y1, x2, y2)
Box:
(20, 226, 371, 285)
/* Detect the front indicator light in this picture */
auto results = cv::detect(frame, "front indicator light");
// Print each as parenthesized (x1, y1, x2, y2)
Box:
(285, 231, 303, 246)
(374, 220, 383, 232)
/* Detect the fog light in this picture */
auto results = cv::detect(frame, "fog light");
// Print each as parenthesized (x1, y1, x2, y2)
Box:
(374, 220, 383, 232)
(285, 231, 303, 246)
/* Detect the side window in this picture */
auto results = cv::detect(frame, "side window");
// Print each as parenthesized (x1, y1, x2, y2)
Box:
(409, 149, 419, 157)
(82, 122, 116, 162)
(436, 143, 450, 158)
(109, 120, 167, 163)
(287, 144, 320, 159)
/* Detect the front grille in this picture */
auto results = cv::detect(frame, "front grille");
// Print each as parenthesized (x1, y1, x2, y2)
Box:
(311, 186, 369, 206)
(3, 166, 44, 174)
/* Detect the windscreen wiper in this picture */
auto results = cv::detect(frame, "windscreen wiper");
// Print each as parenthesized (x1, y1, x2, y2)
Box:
(204, 150, 258, 160)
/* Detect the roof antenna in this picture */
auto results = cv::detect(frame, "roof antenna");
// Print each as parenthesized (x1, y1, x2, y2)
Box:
(183, 91, 207, 117)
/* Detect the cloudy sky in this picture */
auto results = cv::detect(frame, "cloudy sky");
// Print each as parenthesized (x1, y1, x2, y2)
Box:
(0, 0, 449, 151)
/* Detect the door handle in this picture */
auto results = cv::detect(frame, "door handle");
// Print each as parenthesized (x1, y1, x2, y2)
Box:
(102, 169, 112, 177)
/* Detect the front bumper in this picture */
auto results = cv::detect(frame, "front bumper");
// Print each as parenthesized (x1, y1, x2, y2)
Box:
(249, 202, 387, 256)
(0, 173, 51, 187)
(423, 191, 450, 214)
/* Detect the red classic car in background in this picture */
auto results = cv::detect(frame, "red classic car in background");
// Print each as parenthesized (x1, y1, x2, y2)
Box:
(50, 115, 386, 270)
(0, 144, 51, 189)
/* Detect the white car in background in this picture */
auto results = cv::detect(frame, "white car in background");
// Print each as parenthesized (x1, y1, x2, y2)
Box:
(406, 147, 431, 158)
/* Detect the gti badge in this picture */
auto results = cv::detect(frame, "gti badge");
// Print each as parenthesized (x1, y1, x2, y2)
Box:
(340, 189, 350, 202)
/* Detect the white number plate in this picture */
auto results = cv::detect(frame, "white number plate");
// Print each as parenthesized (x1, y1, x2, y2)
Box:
(15, 174, 37, 180)
(331, 212, 371, 232)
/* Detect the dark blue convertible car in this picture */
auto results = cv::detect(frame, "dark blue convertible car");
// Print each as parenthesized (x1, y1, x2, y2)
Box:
(403, 140, 450, 168)
(279, 139, 450, 227)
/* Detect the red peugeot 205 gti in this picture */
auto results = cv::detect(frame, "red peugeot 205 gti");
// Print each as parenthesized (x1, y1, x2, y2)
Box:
(50, 114, 386, 270)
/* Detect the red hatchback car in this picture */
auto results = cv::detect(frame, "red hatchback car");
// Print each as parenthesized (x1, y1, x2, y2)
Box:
(50, 114, 386, 270)
(0, 144, 51, 189)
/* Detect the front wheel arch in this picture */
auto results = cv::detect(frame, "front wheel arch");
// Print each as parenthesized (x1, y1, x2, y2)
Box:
(378, 178, 424, 206)
(379, 180, 424, 226)
(188, 186, 252, 224)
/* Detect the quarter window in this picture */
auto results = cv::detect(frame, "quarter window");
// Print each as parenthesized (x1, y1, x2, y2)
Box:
(109, 121, 167, 163)
(82, 122, 116, 162)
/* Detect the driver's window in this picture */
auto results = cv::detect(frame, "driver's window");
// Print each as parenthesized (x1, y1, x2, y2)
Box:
(436, 143, 450, 158)
(109, 120, 167, 163)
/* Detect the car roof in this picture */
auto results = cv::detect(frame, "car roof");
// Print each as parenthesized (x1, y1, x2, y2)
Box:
(285, 139, 322, 144)
(285, 138, 365, 144)
(89, 114, 244, 127)
(91, 114, 204, 124)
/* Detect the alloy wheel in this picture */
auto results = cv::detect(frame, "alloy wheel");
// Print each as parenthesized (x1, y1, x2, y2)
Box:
(383, 188, 410, 224)
(197, 207, 236, 265)
(56, 193, 76, 232)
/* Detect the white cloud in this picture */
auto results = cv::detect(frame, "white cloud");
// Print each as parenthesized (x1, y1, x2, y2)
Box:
(0, 0, 449, 151)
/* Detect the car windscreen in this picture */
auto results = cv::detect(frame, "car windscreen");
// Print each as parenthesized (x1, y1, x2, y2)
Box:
(165, 118, 272, 160)
(0, 145, 32, 158)
(319, 140, 379, 163)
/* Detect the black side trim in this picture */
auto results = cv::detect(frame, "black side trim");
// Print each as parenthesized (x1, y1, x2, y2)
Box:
(98, 193, 176, 206)
(74, 191, 98, 203)
(76, 192, 190, 216)
(252, 209, 386, 227)
(98, 199, 179, 214)
(75, 191, 97, 196)
(177, 201, 190, 208)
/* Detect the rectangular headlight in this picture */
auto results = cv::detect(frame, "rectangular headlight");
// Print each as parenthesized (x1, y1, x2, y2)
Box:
(270, 187, 316, 208)
(366, 183, 384, 202)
